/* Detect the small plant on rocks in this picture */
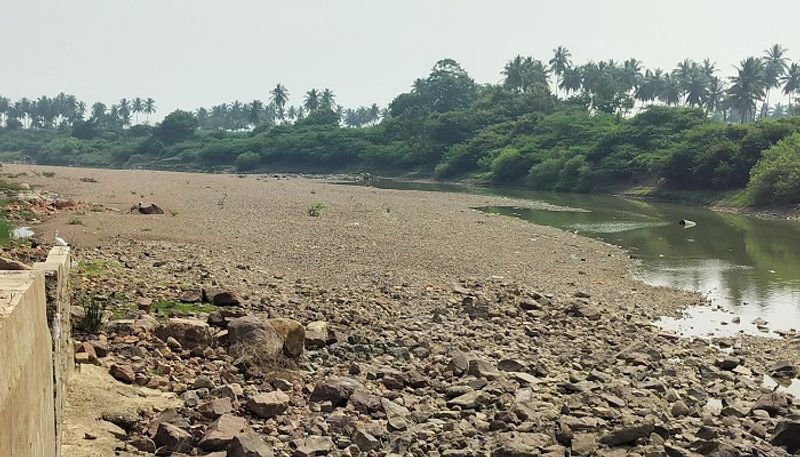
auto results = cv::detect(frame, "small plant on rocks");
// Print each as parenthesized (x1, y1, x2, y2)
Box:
(307, 203, 325, 217)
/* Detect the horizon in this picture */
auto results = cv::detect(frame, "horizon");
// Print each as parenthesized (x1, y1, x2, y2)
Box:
(3, 0, 800, 121)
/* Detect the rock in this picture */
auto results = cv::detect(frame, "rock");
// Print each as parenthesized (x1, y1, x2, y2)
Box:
(179, 288, 203, 303)
(292, 435, 333, 456)
(447, 351, 471, 376)
(304, 321, 329, 349)
(571, 433, 597, 456)
(270, 318, 305, 358)
(498, 359, 527, 372)
(154, 318, 213, 350)
(352, 428, 381, 452)
(110, 364, 136, 384)
(198, 414, 248, 451)
(205, 288, 240, 306)
(135, 203, 164, 215)
(671, 400, 690, 417)
(247, 391, 290, 419)
(718, 356, 740, 371)
(567, 300, 601, 320)
(229, 429, 275, 457)
(154, 422, 194, 453)
(198, 397, 234, 418)
(309, 377, 362, 406)
(447, 390, 485, 409)
(493, 432, 554, 457)
(771, 419, 800, 453)
(128, 436, 156, 453)
(76, 341, 98, 364)
(227, 315, 283, 359)
(89, 340, 109, 357)
(600, 421, 654, 446)
(767, 361, 796, 378)
(100, 420, 127, 440)
(752, 392, 790, 416)
(468, 359, 501, 379)
(348, 389, 382, 413)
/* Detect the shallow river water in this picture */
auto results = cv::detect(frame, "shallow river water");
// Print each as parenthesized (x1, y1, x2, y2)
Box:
(351, 179, 800, 338)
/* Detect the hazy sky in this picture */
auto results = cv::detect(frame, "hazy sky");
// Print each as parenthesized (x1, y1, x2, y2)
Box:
(3, 0, 799, 119)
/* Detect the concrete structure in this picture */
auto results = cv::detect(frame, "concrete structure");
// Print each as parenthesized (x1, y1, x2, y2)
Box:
(0, 247, 71, 457)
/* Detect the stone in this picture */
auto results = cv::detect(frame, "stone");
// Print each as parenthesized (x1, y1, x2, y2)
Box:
(179, 288, 203, 303)
(227, 315, 283, 359)
(447, 390, 485, 409)
(767, 361, 796, 378)
(154, 422, 194, 453)
(601, 422, 654, 446)
(100, 420, 127, 440)
(309, 377, 362, 406)
(571, 433, 597, 456)
(198, 414, 248, 451)
(718, 356, 740, 370)
(135, 203, 164, 215)
(304, 321, 329, 349)
(205, 288, 240, 306)
(671, 400, 690, 417)
(447, 351, 471, 376)
(77, 341, 98, 363)
(468, 359, 501, 379)
(128, 436, 156, 453)
(771, 419, 800, 453)
(110, 364, 136, 384)
(89, 340, 109, 357)
(352, 428, 381, 452)
(229, 429, 275, 457)
(498, 359, 527, 372)
(154, 317, 213, 350)
(348, 389, 382, 413)
(270, 318, 305, 358)
(751, 392, 789, 416)
(198, 397, 234, 418)
(247, 390, 290, 419)
(292, 435, 334, 456)
(494, 432, 555, 457)
(567, 300, 601, 320)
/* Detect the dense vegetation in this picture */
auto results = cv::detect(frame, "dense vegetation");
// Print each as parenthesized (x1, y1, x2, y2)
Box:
(2, 45, 800, 205)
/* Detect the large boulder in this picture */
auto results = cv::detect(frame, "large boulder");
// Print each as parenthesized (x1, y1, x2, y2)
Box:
(155, 318, 213, 350)
(154, 422, 194, 453)
(246, 391, 290, 419)
(198, 414, 247, 451)
(304, 321, 329, 349)
(204, 288, 241, 306)
(228, 429, 274, 457)
(771, 419, 800, 453)
(270, 318, 305, 358)
(227, 315, 283, 359)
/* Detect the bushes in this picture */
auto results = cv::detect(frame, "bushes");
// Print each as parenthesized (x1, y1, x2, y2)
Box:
(747, 133, 800, 205)
(235, 151, 261, 171)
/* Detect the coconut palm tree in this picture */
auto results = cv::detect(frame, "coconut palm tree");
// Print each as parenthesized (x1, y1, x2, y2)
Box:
(286, 106, 297, 123)
(558, 65, 583, 96)
(247, 100, 263, 127)
(304, 89, 320, 112)
(705, 76, 726, 117)
(503, 55, 549, 93)
(659, 74, 682, 106)
(144, 98, 156, 123)
(727, 57, 766, 123)
(132, 97, 144, 124)
(368, 103, 381, 125)
(320, 88, 335, 108)
(270, 83, 289, 115)
(90, 102, 107, 122)
(761, 44, 789, 116)
(0, 96, 9, 126)
(783, 63, 800, 115)
(548, 46, 572, 97)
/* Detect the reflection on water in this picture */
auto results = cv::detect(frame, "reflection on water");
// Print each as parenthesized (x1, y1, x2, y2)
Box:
(352, 180, 800, 337)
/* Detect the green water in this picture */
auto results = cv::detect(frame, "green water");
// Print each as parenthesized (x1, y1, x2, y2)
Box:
(353, 179, 800, 336)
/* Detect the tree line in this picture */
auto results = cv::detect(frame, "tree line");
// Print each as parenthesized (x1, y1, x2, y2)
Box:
(0, 94, 156, 130)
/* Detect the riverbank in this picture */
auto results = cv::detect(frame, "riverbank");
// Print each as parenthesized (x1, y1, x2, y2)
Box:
(7, 164, 800, 456)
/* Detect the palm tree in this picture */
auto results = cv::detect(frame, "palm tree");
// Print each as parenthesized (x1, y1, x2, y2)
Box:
(144, 98, 156, 123)
(320, 88, 335, 108)
(783, 63, 800, 115)
(90, 102, 107, 122)
(132, 97, 144, 124)
(548, 46, 572, 97)
(503, 55, 549, 93)
(705, 76, 726, 116)
(684, 71, 709, 108)
(659, 74, 682, 106)
(0, 96, 9, 126)
(247, 100, 263, 127)
(270, 84, 289, 116)
(368, 103, 381, 125)
(559, 65, 583, 96)
(304, 89, 320, 112)
(727, 57, 766, 123)
(762, 44, 789, 116)
(286, 106, 297, 123)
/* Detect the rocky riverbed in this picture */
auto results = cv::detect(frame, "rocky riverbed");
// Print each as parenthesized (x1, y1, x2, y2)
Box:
(7, 165, 800, 456)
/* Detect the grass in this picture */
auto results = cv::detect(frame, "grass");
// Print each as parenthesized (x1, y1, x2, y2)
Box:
(68, 217, 84, 225)
(41, 171, 56, 178)
(77, 259, 118, 278)
(307, 202, 326, 217)
(150, 300, 216, 318)
(623, 185, 751, 207)
(169, 209, 178, 217)
(79, 296, 105, 333)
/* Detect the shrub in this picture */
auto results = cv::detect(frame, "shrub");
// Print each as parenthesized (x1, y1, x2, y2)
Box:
(235, 151, 260, 171)
(307, 203, 325, 217)
(746, 133, 800, 205)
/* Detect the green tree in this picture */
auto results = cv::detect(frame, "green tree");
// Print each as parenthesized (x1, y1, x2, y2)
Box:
(747, 132, 800, 204)
(304, 89, 320, 112)
(144, 98, 156, 123)
(270, 83, 289, 118)
(235, 151, 260, 171)
(548, 46, 572, 98)
(783, 63, 800, 115)
(761, 44, 789, 116)
(132, 97, 144, 124)
(155, 110, 197, 143)
(727, 57, 766, 123)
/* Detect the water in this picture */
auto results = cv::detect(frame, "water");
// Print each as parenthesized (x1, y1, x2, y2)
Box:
(352, 180, 800, 337)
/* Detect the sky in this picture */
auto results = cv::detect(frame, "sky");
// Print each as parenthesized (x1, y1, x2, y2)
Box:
(2, 0, 799, 120)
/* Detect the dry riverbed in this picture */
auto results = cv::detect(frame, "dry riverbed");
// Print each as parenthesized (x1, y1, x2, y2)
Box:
(7, 165, 800, 456)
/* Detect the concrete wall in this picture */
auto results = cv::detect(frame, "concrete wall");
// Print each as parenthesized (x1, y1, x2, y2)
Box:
(0, 247, 71, 457)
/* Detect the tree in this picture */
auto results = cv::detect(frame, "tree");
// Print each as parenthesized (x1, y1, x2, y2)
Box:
(247, 100, 263, 127)
(503, 55, 549, 93)
(0, 96, 9, 126)
(304, 89, 320, 112)
(559, 66, 583, 96)
(132, 97, 144, 124)
(144, 98, 156, 123)
(727, 57, 766, 123)
(782, 63, 800, 115)
(761, 44, 789, 116)
(155, 110, 197, 143)
(705, 76, 726, 116)
(90, 102, 107, 122)
(548, 46, 572, 97)
(320, 88, 335, 108)
(270, 83, 289, 116)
